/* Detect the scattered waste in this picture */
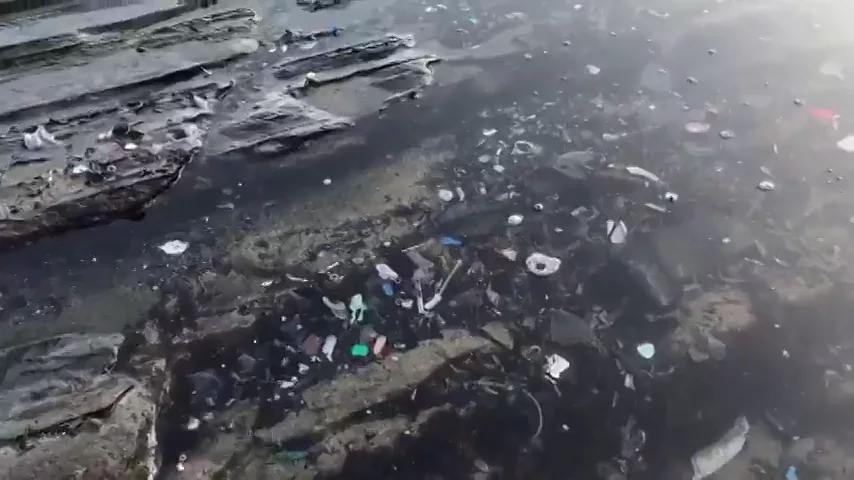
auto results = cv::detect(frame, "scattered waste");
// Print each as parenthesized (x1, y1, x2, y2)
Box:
(811, 108, 837, 121)
(322, 335, 337, 361)
(532, 203, 544, 212)
(508, 214, 524, 226)
(158, 240, 189, 255)
(664, 191, 679, 202)
(545, 354, 570, 380)
(785, 466, 799, 480)
(322, 296, 349, 320)
(382, 282, 394, 296)
(440, 236, 463, 246)
(793, 98, 803, 106)
(818, 60, 844, 80)
(757, 180, 775, 191)
(498, 248, 518, 261)
(836, 135, 854, 153)
(302, 335, 322, 356)
(493, 164, 506, 173)
(186, 417, 201, 431)
(350, 344, 369, 357)
(438, 189, 455, 201)
(606, 219, 628, 244)
(376, 263, 400, 282)
(684, 121, 711, 134)
(626, 165, 661, 183)
(455, 187, 466, 201)
(424, 259, 463, 310)
(349, 294, 366, 324)
(323, 178, 332, 185)
(22, 125, 59, 150)
(636, 342, 656, 359)
(690, 416, 749, 479)
(511, 140, 540, 155)
(624, 374, 635, 390)
(586, 64, 601, 75)
(482, 128, 497, 137)
(645, 203, 667, 213)
(485, 283, 500, 306)
(602, 133, 622, 142)
(525, 252, 561, 276)
(373, 335, 387, 356)
(719, 130, 735, 139)
(123, 143, 138, 151)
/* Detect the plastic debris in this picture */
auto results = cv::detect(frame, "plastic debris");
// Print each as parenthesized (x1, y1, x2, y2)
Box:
(626, 166, 661, 183)
(485, 283, 500, 306)
(186, 417, 201, 431)
(586, 64, 601, 75)
(818, 60, 844, 80)
(373, 335, 387, 356)
(645, 203, 667, 213)
(493, 164, 506, 173)
(508, 214, 524, 226)
(525, 252, 561, 276)
(321, 335, 337, 361)
(498, 248, 518, 261)
(440, 236, 463, 246)
(159, 240, 189, 255)
(690, 416, 749, 479)
(424, 259, 462, 310)
(837, 135, 854, 153)
(636, 342, 656, 359)
(322, 178, 332, 185)
(350, 344, 369, 357)
(382, 282, 394, 296)
(606, 219, 628, 244)
(685, 122, 711, 133)
(545, 354, 570, 379)
(757, 180, 775, 191)
(123, 142, 138, 151)
(302, 335, 322, 356)
(438, 188, 455, 201)
(624, 374, 635, 390)
(511, 140, 540, 155)
(482, 128, 497, 137)
(23, 125, 59, 150)
(812, 108, 836, 121)
(664, 191, 679, 202)
(602, 133, 622, 142)
(322, 297, 348, 320)
(532, 203, 544, 212)
(785, 466, 799, 480)
(719, 130, 735, 140)
(349, 294, 366, 324)
(375, 263, 400, 282)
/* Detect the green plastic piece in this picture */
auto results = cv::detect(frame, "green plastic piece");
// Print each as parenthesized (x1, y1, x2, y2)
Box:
(351, 344, 370, 357)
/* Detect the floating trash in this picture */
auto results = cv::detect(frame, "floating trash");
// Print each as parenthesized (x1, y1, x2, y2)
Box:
(636, 342, 656, 359)
(545, 354, 570, 379)
(322, 178, 332, 185)
(322, 296, 348, 320)
(159, 240, 189, 255)
(532, 203, 544, 212)
(757, 180, 775, 191)
(482, 128, 497, 137)
(440, 236, 463, 246)
(350, 344, 369, 357)
(493, 164, 506, 173)
(606, 219, 628, 244)
(23, 125, 59, 150)
(812, 108, 837, 121)
(585, 64, 601, 75)
(498, 248, 518, 261)
(645, 203, 667, 213)
(349, 294, 366, 324)
(684, 121, 711, 134)
(786, 466, 799, 480)
(837, 135, 854, 153)
(508, 214, 524, 226)
(625, 165, 661, 183)
(691, 417, 749, 479)
(686, 76, 699, 84)
(322, 335, 337, 361)
(819, 60, 844, 80)
(382, 282, 394, 296)
(375, 263, 400, 281)
(124, 142, 138, 151)
(511, 140, 540, 155)
(664, 191, 679, 202)
(719, 130, 735, 140)
(373, 335, 387, 356)
(438, 188, 455, 201)
(602, 133, 622, 142)
(186, 417, 201, 431)
(525, 252, 561, 276)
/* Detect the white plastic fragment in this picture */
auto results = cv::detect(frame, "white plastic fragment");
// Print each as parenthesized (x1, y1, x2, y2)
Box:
(438, 188, 455, 201)
(493, 164, 506, 173)
(71, 164, 90, 175)
(375, 263, 400, 282)
(511, 140, 540, 155)
(684, 121, 711, 134)
(507, 214, 524, 226)
(123, 142, 138, 151)
(757, 180, 775, 191)
(636, 342, 656, 359)
(482, 128, 497, 137)
(525, 252, 561, 276)
(585, 64, 601, 75)
(322, 296, 348, 320)
(23, 125, 59, 150)
(691, 416, 750, 479)
(455, 187, 466, 201)
(837, 135, 854, 153)
(626, 166, 661, 183)
(498, 248, 518, 261)
(664, 191, 679, 202)
(349, 294, 366, 324)
(158, 240, 189, 255)
(645, 203, 667, 213)
(545, 354, 570, 379)
(322, 178, 332, 185)
(606, 219, 628, 244)
(373, 335, 388, 356)
(322, 335, 337, 361)
(186, 417, 201, 431)
(624, 374, 635, 390)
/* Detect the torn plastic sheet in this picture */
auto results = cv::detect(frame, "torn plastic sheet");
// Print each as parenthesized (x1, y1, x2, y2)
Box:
(545, 354, 570, 380)
(691, 416, 750, 479)
(375, 263, 400, 282)
(322, 297, 348, 320)
(625, 165, 661, 183)
(606, 219, 628, 244)
(526, 252, 561, 276)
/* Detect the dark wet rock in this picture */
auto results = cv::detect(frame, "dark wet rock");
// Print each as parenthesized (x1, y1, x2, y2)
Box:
(616, 234, 683, 311)
(255, 325, 506, 444)
(547, 309, 595, 347)
(177, 310, 258, 344)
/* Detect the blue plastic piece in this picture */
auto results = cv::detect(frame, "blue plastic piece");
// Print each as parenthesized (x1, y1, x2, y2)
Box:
(786, 466, 798, 480)
(382, 282, 394, 296)
(441, 236, 463, 246)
